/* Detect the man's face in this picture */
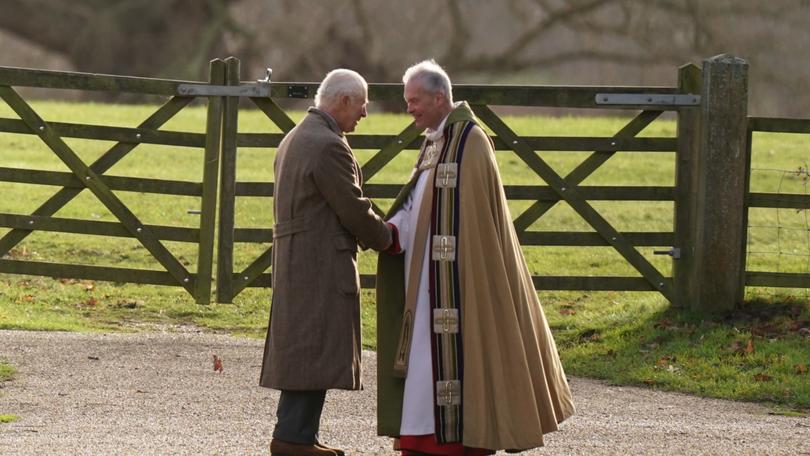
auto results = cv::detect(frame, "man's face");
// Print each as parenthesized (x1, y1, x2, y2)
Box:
(335, 92, 368, 133)
(404, 79, 445, 130)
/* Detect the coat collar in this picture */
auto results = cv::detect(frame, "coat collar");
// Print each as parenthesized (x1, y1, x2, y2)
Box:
(445, 101, 476, 126)
(425, 101, 476, 141)
(307, 107, 343, 136)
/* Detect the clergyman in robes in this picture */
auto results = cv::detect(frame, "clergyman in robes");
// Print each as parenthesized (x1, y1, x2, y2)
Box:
(376, 60, 575, 455)
(260, 69, 394, 456)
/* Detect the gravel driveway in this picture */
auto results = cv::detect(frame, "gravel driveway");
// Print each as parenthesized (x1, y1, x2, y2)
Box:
(0, 329, 807, 455)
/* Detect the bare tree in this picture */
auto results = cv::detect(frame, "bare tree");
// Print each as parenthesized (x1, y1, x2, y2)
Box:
(0, 0, 254, 79)
(1, 0, 808, 114)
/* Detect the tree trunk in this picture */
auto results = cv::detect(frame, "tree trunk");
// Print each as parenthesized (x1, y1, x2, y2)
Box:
(0, 0, 232, 80)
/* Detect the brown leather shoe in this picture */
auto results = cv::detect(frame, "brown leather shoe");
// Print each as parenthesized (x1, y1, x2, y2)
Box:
(315, 442, 345, 456)
(270, 438, 337, 455)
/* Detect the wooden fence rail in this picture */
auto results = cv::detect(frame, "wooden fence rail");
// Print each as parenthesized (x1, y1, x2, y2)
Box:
(744, 117, 810, 290)
(0, 61, 227, 303)
(0, 54, 807, 312)
(212, 58, 686, 303)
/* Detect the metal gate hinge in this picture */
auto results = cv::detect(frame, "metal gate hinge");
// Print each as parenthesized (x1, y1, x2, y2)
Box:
(596, 94, 700, 106)
(177, 83, 270, 97)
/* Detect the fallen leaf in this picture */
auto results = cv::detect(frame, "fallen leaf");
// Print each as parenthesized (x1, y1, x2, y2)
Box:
(577, 329, 601, 342)
(751, 323, 781, 338)
(656, 355, 674, 366)
(116, 299, 142, 309)
(213, 354, 223, 373)
(85, 297, 98, 307)
(753, 373, 772, 382)
(559, 308, 577, 315)
(795, 364, 807, 375)
(654, 318, 673, 329)
(727, 339, 755, 355)
(585, 332, 602, 342)
(743, 338, 755, 355)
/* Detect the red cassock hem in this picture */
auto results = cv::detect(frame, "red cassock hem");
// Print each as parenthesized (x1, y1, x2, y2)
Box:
(399, 435, 495, 456)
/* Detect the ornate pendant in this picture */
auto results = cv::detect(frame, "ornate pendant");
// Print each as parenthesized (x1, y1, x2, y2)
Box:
(418, 142, 440, 170)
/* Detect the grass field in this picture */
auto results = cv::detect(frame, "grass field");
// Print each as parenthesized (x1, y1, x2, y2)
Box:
(0, 361, 15, 424)
(0, 100, 808, 412)
(0, 362, 13, 383)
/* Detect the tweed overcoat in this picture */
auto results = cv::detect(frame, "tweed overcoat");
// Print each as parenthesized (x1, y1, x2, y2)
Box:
(260, 108, 391, 391)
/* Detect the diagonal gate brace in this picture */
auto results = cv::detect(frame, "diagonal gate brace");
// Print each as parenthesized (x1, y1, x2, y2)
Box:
(0, 86, 195, 293)
(0, 96, 191, 257)
(473, 104, 673, 301)
(511, 110, 663, 232)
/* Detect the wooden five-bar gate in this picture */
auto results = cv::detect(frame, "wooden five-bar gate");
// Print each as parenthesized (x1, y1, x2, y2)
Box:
(0, 54, 808, 312)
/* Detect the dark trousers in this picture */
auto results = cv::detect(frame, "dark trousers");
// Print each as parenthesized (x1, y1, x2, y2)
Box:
(273, 390, 327, 444)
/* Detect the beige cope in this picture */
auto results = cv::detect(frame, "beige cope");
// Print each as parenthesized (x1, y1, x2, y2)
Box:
(376, 103, 575, 450)
(260, 108, 391, 391)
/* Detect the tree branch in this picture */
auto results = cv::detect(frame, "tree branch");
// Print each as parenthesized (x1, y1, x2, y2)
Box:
(501, 0, 617, 59)
(454, 48, 686, 74)
(350, 0, 373, 44)
(440, 0, 472, 66)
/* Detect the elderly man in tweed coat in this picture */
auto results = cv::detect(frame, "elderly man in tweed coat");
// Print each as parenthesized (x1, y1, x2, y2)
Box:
(260, 69, 394, 456)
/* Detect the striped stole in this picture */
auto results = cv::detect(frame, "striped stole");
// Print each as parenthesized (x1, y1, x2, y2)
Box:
(429, 120, 475, 443)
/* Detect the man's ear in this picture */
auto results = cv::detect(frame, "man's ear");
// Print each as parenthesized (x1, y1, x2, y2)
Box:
(435, 91, 446, 105)
(341, 94, 352, 108)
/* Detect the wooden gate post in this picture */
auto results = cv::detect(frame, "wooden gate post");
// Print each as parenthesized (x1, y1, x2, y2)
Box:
(672, 63, 702, 308)
(691, 54, 749, 313)
(195, 58, 225, 304)
(216, 56, 241, 303)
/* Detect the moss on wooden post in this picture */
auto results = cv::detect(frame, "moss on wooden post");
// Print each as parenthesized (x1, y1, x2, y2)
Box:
(692, 54, 749, 314)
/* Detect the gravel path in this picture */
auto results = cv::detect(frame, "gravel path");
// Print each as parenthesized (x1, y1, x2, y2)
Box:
(0, 329, 808, 455)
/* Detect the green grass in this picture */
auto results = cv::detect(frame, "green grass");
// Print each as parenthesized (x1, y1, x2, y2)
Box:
(0, 100, 808, 412)
(0, 362, 14, 383)
(0, 414, 19, 423)
(0, 361, 16, 424)
(551, 294, 810, 412)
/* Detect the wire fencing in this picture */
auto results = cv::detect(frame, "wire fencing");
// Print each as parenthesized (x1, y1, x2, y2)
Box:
(746, 164, 810, 300)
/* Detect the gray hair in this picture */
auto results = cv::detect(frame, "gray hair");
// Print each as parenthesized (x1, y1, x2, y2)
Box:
(402, 59, 453, 104)
(315, 69, 368, 108)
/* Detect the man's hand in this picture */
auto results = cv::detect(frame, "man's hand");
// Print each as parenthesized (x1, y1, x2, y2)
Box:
(385, 222, 401, 254)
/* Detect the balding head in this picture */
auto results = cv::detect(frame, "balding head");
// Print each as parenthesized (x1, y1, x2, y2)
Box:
(315, 69, 368, 109)
(315, 69, 369, 133)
